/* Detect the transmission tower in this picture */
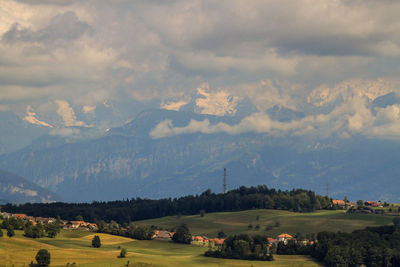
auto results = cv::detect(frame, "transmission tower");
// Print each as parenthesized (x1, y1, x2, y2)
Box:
(223, 168, 227, 194)
(326, 183, 330, 197)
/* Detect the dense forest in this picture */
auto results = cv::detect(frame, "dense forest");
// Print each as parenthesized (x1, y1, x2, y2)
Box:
(1, 186, 331, 224)
(276, 225, 400, 266)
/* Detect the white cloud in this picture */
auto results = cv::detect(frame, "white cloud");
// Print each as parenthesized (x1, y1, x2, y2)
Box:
(55, 100, 87, 127)
(150, 96, 400, 140)
(23, 105, 53, 127)
(82, 105, 96, 114)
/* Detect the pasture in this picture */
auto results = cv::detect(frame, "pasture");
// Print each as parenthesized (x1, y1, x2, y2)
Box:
(135, 209, 394, 237)
(0, 229, 320, 266)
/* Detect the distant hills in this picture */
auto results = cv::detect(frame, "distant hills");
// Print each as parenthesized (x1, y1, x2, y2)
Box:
(0, 108, 400, 203)
(0, 169, 60, 203)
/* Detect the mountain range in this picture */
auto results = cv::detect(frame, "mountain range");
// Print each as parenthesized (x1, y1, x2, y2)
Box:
(0, 105, 400, 203)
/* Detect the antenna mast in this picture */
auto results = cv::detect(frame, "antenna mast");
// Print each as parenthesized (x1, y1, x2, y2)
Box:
(223, 168, 227, 194)
(326, 183, 330, 197)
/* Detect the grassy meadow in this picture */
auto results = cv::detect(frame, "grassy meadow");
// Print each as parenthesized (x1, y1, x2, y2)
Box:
(0, 229, 320, 267)
(135, 209, 394, 237)
(0, 209, 395, 266)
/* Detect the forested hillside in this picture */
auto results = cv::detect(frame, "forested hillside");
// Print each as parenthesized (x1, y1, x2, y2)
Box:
(2, 186, 331, 224)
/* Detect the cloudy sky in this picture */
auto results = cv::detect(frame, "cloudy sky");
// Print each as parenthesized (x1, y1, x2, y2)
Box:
(1, 0, 400, 139)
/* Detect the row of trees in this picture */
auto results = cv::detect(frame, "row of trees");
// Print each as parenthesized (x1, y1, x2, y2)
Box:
(2, 186, 331, 224)
(96, 220, 154, 240)
(205, 234, 274, 261)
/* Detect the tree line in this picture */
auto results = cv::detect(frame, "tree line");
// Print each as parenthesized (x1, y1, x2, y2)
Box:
(1, 185, 331, 224)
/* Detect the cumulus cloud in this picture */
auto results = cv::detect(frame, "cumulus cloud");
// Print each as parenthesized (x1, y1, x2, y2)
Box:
(55, 100, 87, 127)
(151, 96, 400, 140)
(24, 105, 53, 127)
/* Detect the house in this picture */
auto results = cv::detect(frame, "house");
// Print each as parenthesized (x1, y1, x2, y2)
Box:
(1, 212, 11, 218)
(210, 238, 225, 246)
(25, 216, 36, 222)
(332, 200, 346, 206)
(365, 201, 383, 207)
(267, 237, 279, 245)
(88, 223, 98, 230)
(277, 233, 293, 244)
(13, 213, 27, 220)
(69, 221, 86, 229)
(153, 230, 172, 240)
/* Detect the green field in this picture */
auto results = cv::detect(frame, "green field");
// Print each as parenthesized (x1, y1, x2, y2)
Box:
(0, 209, 395, 266)
(0, 229, 320, 266)
(135, 209, 394, 237)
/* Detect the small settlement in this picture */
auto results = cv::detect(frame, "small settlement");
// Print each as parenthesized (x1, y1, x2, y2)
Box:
(0, 212, 98, 231)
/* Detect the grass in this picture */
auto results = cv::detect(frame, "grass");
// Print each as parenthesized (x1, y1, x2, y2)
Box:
(135, 209, 394, 237)
(0, 208, 394, 266)
(0, 229, 320, 266)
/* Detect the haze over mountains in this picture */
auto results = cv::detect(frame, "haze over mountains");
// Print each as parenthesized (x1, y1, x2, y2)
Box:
(1, 82, 400, 203)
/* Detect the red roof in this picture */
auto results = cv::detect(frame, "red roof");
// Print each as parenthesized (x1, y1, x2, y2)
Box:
(278, 233, 293, 238)
(13, 214, 27, 219)
(332, 200, 345, 205)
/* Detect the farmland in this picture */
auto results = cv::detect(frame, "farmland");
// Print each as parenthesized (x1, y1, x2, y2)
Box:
(0, 229, 320, 266)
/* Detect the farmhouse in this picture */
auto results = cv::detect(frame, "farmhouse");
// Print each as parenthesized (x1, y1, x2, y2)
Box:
(152, 230, 173, 240)
(13, 213, 27, 219)
(365, 201, 383, 207)
(332, 200, 346, 206)
(277, 233, 293, 244)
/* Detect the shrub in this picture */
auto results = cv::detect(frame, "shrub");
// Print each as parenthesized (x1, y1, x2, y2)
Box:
(119, 248, 127, 258)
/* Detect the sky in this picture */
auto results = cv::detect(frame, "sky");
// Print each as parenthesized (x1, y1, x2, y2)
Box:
(1, 0, 400, 140)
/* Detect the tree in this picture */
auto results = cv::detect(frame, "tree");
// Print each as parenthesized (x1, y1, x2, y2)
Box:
(393, 217, 400, 226)
(0, 229, 3, 237)
(172, 224, 191, 244)
(7, 225, 15, 238)
(92, 235, 101, 248)
(357, 200, 364, 207)
(218, 231, 226, 238)
(45, 222, 60, 238)
(36, 249, 51, 266)
(119, 248, 127, 258)
(75, 215, 84, 221)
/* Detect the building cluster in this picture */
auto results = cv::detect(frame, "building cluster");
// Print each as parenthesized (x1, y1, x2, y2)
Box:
(0, 212, 98, 230)
(190, 233, 314, 247)
(191, 235, 225, 246)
